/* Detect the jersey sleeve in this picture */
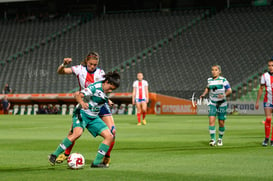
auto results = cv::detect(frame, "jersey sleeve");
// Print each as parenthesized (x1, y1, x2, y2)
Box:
(81, 85, 96, 96)
(71, 65, 82, 76)
(144, 80, 148, 87)
(133, 81, 137, 88)
(206, 78, 210, 88)
(260, 74, 266, 85)
(223, 79, 231, 90)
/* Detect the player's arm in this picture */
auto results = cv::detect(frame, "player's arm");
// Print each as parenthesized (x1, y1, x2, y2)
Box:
(57, 58, 73, 74)
(132, 87, 136, 105)
(145, 85, 149, 103)
(225, 88, 232, 97)
(74, 91, 89, 109)
(108, 99, 114, 107)
(255, 84, 264, 109)
(200, 88, 209, 98)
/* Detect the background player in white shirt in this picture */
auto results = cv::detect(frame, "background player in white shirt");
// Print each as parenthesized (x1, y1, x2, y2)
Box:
(56, 51, 115, 166)
(255, 58, 273, 146)
(132, 72, 149, 125)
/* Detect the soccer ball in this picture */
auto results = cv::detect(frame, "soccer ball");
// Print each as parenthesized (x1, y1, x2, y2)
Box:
(67, 153, 85, 169)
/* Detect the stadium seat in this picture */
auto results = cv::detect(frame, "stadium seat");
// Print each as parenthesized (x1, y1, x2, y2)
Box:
(27, 105, 33, 115)
(61, 104, 67, 115)
(33, 104, 39, 115)
(20, 105, 26, 115)
(68, 104, 75, 115)
(127, 104, 133, 115)
(13, 105, 19, 115)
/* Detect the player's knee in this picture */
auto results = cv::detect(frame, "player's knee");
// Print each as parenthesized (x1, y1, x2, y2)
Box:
(105, 133, 114, 143)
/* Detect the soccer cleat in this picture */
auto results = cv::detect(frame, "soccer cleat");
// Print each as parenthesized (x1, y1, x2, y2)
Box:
(217, 139, 223, 146)
(262, 139, 268, 146)
(271, 140, 273, 146)
(142, 119, 147, 125)
(56, 153, 68, 164)
(209, 139, 216, 146)
(48, 154, 57, 166)
(137, 122, 141, 126)
(102, 156, 111, 167)
(91, 163, 109, 168)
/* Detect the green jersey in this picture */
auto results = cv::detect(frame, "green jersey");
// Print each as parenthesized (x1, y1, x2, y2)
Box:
(78, 81, 108, 118)
(207, 76, 231, 106)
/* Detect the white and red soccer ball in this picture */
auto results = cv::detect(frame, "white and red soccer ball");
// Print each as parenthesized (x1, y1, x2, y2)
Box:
(67, 153, 85, 169)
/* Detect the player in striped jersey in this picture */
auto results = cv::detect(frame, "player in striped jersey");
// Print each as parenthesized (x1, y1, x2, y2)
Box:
(255, 58, 273, 146)
(200, 65, 232, 146)
(56, 52, 115, 166)
(48, 71, 120, 168)
(132, 72, 149, 125)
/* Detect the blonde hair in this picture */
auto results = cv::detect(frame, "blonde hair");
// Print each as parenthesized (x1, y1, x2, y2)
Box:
(212, 64, 222, 75)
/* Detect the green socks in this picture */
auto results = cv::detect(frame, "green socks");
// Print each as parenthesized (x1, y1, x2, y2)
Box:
(53, 137, 72, 156)
(93, 143, 109, 165)
(219, 127, 225, 139)
(209, 126, 216, 140)
(209, 126, 225, 140)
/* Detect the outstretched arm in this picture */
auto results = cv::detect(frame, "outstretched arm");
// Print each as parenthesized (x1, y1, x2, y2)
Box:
(57, 58, 73, 74)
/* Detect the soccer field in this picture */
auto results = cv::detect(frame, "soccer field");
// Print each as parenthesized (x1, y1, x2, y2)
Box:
(0, 115, 272, 181)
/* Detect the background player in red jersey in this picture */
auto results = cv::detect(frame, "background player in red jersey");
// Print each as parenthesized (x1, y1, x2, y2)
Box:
(132, 72, 149, 125)
(255, 58, 273, 146)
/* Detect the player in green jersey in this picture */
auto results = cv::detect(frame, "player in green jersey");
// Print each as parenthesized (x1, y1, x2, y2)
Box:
(200, 65, 232, 146)
(48, 71, 120, 168)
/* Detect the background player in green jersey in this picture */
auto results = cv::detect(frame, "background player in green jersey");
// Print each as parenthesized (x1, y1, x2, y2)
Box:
(200, 65, 232, 146)
(48, 71, 120, 168)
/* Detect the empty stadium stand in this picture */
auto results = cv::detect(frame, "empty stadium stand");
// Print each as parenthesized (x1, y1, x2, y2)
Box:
(0, 6, 272, 100)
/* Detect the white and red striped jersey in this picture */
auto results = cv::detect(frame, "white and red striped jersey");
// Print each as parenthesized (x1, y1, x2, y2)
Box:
(133, 80, 148, 100)
(71, 65, 105, 91)
(261, 72, 273, 104)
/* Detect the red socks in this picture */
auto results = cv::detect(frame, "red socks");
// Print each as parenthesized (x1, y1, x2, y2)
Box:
(105, 140, 115, 157)
(64, 140, 75, 156)
(265, 118, 271, 139)
(137, 113, 141, 123)
(142, 112, 146, 120)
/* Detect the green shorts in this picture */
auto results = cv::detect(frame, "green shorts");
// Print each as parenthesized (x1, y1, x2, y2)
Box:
(72, 110, 109, 137)
(208, 104, 227, 120)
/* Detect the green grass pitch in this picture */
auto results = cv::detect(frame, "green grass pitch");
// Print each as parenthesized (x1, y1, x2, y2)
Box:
(0, 114, 272, 181)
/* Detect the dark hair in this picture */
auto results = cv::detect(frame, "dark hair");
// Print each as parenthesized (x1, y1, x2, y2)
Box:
(103, 71, 120, 88)
(81, 51, 99, 66)
(268, 57, 273, 62)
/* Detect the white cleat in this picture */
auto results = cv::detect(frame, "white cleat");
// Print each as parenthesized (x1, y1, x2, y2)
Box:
(217, 139, 223, 146)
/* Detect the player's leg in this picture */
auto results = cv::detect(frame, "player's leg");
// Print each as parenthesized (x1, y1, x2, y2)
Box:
(141, 101, 147, 125)
(89, 118, 113, 168)
(101, 115, 116, 166)
(49, 114, 85, 166)
(136, 102, 142, 125)
(49, 127, 83, 166)
(208, 105, 217, 146)
(217, 106, 227, 146)
(56, 125, 75, 163)
(263, 107, 272, 146)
